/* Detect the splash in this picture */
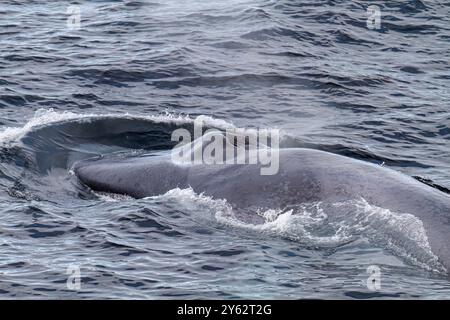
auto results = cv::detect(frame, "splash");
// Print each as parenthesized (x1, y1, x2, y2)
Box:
(0, 108, 235, 146)
(151, 187, 446, 273)
(93, 191, 134, 202)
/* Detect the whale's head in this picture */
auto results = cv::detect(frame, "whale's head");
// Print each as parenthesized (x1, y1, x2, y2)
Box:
(74, 155, 188, 198)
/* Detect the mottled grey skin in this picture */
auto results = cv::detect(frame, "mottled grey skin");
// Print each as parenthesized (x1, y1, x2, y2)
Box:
(74, 148, 450, 274)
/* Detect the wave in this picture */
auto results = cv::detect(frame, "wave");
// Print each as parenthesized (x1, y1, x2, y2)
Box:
(153, 187, 446, 274)
(0, 108, 233, 147)
(0, 109, 235, 200)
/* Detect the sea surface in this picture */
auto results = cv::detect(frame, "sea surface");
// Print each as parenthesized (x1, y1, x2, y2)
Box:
(0, 0, 449, 299)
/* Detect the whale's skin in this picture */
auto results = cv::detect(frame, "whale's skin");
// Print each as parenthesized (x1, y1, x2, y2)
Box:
(74, 148, 450, 273)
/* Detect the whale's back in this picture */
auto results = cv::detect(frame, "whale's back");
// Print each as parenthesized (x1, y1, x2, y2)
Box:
(74, 148, 450, 274)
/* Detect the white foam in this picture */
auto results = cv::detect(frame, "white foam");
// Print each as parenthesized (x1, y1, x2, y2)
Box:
(153, 188, 356, 247)
(151, 187, 446, 273)
(0, 108, 235, 146)
(340, 199, 446, 273)
(93, 191, 134, 202)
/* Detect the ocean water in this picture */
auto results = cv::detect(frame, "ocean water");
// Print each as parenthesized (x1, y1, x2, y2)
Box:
(0, 0, 449, 299)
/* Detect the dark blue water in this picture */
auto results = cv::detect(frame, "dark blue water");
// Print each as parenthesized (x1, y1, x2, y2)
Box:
(0, 0, 449, 299)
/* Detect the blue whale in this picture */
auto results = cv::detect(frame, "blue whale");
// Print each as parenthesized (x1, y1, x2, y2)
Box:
(74, 148, 450, 274)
